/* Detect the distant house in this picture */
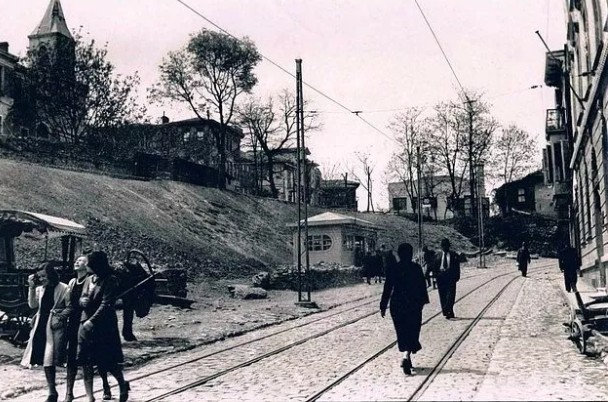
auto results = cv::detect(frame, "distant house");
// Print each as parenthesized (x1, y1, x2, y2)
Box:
(0, 42, 19, 141)
(493, 170, 555, 217)
(287, 212, 379, 267)
(388, 176, 466, 220)
(115, 116, 244, 187)
(236, 147, 321, 202)
(314, 179, 359, 211)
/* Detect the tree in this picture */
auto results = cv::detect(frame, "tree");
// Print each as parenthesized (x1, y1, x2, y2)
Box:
(491, 124, 538, 186)
(11, 31, 143, 144)
(350, 152, 376, 212)
(238, 90, 320, 198)
(150, 30, 261, 189)
(386, 108, 429, 213)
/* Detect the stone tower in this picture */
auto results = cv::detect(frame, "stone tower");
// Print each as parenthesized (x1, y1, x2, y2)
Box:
(28, 0, 75, 66)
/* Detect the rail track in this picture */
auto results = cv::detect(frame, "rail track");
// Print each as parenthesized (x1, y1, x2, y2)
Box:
(66, 259, 555, 401)
(136, 261, 554, 401)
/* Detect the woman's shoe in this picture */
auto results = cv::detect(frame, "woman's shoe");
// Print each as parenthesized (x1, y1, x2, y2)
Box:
(102, 390, 112, 401)
(119, 381, 130, 402)
(401, 358, 412, 375)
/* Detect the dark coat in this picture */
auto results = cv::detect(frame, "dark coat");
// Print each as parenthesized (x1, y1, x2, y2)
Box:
(380, 260, 429, 353)
(434, 250, 461, 284)
(517, 247, 531, 269)
(78, 274, 124, 370)
(423, 249, 437, 278)
(559, 246, 581, 275)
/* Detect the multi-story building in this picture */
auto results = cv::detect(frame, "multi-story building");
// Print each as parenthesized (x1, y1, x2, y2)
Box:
(0, 43, 19, 141)
(545, 1, 608, 287)
(494, 170, 556, 218)
(315, 179, 359, 211)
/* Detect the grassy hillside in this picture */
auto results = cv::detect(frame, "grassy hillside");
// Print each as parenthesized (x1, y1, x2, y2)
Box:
(0, 159, 474, 279)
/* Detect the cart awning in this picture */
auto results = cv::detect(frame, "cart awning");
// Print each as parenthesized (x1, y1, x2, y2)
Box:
(0, 210, 87, 238)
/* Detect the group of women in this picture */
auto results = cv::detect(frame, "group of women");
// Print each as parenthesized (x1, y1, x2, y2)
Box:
(20, 251, 130, 402)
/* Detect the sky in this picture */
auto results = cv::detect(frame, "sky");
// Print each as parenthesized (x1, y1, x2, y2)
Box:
(0, 0, 567, 210)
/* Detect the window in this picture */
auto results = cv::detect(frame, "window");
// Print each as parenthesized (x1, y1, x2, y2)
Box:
(343, 235, 354, 250)
(517, 189, 525, 203)
(307, 234, 332, 251)
(393, 197, 407, 211)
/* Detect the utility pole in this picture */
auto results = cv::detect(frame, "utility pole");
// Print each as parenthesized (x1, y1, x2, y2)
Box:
(477, 163, 486, 268)
(295, 59, 313, 307)
(465, 98, 476, 219)
(417, 145, 423, 259)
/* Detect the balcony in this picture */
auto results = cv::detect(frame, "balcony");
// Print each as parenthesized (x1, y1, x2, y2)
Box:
(544, 50, 565, 87)
(546, 109, 565, 136)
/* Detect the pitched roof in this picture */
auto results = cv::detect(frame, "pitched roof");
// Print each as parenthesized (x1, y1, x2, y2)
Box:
(287, 212, 379, 228)
(30, 0, 73, 40)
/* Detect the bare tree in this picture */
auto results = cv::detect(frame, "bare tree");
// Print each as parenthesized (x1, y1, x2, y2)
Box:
(350, 152, 376, 212)
(491, 124, 538, 186)
(386, 108, 429, 213)
(237, 90, 320, 198)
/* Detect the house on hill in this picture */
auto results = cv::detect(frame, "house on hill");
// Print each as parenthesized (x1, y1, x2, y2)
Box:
(493, 170, 555, 218)
(0, 42, 20, 141)
(315, 179, 359, 210)
(287, 212, 379, 267)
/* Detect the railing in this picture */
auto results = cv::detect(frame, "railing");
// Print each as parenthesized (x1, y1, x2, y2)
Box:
(546, 109, 565, 133)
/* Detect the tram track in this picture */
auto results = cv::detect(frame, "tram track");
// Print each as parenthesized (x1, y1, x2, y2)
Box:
(306, 265, 548, 402)
(139, 262, 554, 401)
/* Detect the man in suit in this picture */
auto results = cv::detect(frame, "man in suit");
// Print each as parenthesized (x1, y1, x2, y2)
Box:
(558, 242, 581, 292)
(436, 238, 460, 319)
(516, 242, 531, 277)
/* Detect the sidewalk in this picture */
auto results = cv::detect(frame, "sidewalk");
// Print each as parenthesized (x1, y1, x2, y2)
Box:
(556, 268, 608, 364)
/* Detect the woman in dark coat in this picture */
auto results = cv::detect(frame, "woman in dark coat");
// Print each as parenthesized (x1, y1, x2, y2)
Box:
(78, 251, 130, 402)
(380, 243, 429, 375)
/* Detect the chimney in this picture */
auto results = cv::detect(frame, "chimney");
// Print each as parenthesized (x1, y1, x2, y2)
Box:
(161, 112, 169, 124)
(0, 42, 8, 53)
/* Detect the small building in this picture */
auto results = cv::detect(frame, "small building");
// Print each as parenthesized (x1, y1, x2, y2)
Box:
(315, 179, 359, 211)
(493, 170, 555, 217)
(287, 212, 379, 267)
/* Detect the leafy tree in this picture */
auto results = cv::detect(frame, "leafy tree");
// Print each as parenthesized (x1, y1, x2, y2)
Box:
(491, 124, 538, 186)
(11, 31, 144, 144)
(150, 30, 261, 189)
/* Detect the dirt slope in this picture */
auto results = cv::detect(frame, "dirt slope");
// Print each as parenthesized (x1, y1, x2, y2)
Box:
(0, 159, 474, 279)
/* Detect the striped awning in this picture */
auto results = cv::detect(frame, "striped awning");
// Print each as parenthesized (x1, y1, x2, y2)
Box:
(0, 210, 87, 238)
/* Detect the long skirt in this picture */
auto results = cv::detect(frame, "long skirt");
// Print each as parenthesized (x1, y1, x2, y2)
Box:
(390, 304, 423, 353)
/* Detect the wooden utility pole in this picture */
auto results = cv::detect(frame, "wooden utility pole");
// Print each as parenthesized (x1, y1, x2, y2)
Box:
(465, 98, 476, 219)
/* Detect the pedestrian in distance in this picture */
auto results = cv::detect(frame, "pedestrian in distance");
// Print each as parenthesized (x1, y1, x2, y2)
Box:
(436, 238, 461, 319)
(362, 250, 374, 285)
(63, 255, 96, 402)
(78, 251, 130, 402)
(21, 263, 71, 402)
(374, 248, 384, 283)
(558, 242, 581, 293)
(517, 242, 531, 277)
(422, 245, 437, 289)
(380, 242, 429, 375)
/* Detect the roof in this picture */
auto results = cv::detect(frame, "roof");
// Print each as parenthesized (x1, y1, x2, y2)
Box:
(156, 117, 244, 138)
(286, 212, 379, 229)
(0, 210, 86, 238)
(320, 179, 360, 188)
(493, 170, 544, 194)
(30, 0, 73, 40)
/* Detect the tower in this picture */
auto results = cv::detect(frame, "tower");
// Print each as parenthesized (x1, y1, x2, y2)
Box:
(28, 0, 75, 66)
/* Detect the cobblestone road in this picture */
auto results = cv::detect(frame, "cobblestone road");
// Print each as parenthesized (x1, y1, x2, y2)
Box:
(11, 259, 608, 401)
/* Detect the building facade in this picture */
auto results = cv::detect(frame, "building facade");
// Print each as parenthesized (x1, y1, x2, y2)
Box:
(315, 179, 359, 211)
(0, 43, 19, 141)
(494, 170, 556, 218)
(545, 1, 608, 287)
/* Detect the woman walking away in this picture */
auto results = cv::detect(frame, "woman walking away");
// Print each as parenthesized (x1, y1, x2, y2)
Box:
(380, 243, 429, 375)
(21, 263, 70, 402)
(78, 251, 130, 402)
(63, 255, 96, 402)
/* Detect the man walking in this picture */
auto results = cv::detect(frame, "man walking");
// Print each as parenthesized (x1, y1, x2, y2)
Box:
(422, 245, 437, 289)
(517, 242, 531, 277)
(559, 242, 581, 292)
(436, 238, 460, 319)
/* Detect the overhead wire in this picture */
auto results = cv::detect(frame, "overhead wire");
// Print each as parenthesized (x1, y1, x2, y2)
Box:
(175, 0, 401, 146)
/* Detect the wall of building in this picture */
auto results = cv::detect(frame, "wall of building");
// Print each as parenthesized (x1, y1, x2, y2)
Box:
(388, 179, 457, 220)
(292, 226, 346, 266)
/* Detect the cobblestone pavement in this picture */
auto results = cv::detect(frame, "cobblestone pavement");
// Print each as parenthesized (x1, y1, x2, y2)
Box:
(11, 259, 603, 402)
